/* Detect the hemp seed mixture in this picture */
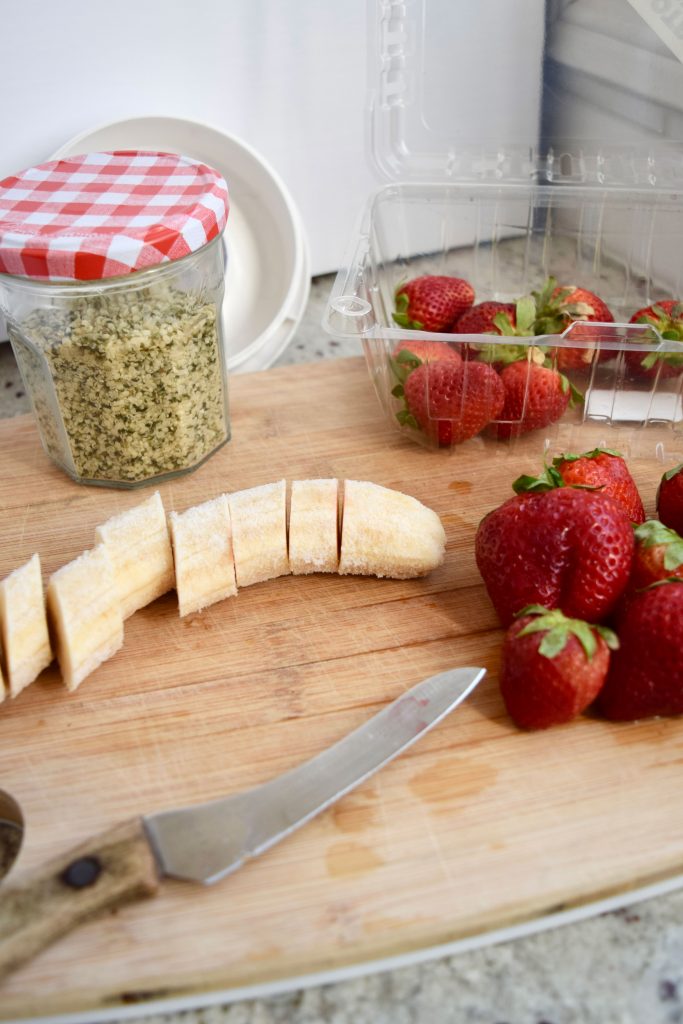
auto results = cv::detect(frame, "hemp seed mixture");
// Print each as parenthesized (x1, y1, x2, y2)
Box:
(10, 287, 228, 484)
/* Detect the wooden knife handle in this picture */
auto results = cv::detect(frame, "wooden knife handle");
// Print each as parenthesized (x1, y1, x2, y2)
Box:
(0, 818, 160, 983)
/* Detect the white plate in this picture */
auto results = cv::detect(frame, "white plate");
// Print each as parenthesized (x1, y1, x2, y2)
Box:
(49, 116, 310, 373)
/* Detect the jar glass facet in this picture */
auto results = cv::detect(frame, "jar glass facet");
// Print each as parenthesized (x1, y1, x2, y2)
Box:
(0, 236, 230, 488)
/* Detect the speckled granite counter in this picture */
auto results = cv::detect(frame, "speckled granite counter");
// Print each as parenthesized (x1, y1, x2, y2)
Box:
(1, 274, 683, 1024)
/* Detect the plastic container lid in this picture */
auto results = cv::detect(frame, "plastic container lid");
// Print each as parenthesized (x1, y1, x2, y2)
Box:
(368, 0, 683, 189)
(0, 151, 229, 281)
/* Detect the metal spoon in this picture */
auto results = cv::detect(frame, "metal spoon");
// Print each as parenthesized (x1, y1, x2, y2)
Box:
(0, 790, 23, 881)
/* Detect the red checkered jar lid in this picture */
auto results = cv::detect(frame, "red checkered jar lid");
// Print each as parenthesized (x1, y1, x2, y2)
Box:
(0, 151, 229, 281)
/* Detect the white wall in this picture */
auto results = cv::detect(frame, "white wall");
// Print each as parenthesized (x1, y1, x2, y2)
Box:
(1, 0, 546, 278)
(0, 0, 379, 276)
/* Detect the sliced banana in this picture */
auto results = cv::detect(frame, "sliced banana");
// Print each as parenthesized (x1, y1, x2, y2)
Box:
(228, 480, 289, 588)
(0, 553, 52, 698)
(0, 478, 444, 704)
(95, 491, 174, 619)
(169, 494, 237, 617)
(289, 478, 339, 575)
(339, 480, 446, 579)
(47, 545, 124, 691)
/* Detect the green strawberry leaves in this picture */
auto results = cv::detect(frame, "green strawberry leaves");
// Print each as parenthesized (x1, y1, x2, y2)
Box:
(512, 465, 565, 494)
(641, 346, 683, 371)
(634, 303, 683, 365)
(663, 462, 683, 481)
(554, 447, 623, 463)
(474, 342, 540, 365)
(392, 291, 424, 330)
(563, 375, 585, 407)
(642, 576, 683, 590)
(532, 276, 566, 313)
(389, 349, 422, 387)
(390, 351, 422, 431)
(490, 295, 538, 339)
(396, 409, 419, 429)
(515, 605, 619, 659)
(634, 520, 683, 570)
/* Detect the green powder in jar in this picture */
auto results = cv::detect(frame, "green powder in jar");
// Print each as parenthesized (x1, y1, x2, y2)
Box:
(11, 287, 228, 484)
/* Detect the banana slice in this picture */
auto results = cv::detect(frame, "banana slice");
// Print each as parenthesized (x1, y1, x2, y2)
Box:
(47, 545, 124, 691)
(289, 479, 339, 575)
(169, 494, 237, 617)
(339, 480, 446, 579)
(228, 480, 289, 588)
(95, 491, 174, 619)
(0, 553, 52, 698)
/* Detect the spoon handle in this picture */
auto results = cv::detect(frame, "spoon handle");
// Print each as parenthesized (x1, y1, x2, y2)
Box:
(0, 818, 159, 983)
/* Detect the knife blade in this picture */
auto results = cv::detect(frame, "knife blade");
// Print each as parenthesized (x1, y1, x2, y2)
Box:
(0, 665, 485, 982)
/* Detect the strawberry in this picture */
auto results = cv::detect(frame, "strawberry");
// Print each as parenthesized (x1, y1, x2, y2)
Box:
(628, 520, 683, 591)
(490, 359, 576, 439)
(552, 448, 645, 524)
(453, 301, 517, 336)
(598, 579, 683, 721)
(534, 277, 614, 334)
(475, 486, 634, 626)
(500, 606, 617, 730)
(454, 296, 546, 369)
(626, 301, 683, 379)
(393, 275, 475, 333)
(392, 340, 462, 366)
(657, 463, 683, 534)
(533, 276, 614, 371)
(401, 359, 504, 446)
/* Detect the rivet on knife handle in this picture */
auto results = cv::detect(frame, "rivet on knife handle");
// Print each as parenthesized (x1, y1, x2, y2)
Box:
(0, 819, 159, 982)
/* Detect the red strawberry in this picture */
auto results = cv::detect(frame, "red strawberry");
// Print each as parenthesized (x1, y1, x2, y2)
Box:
(500, 606, 617, 730)
(626, 301, 683, 379)
(392, 340, 462, 366)
(628, 520, 683, 591)
(454, 296, 545, 369)
(393, 275, 475, 333)
(475, 487, 635, 627)
(490, 360, 575, 439)
(402, 359, 504, 447)
(598, 579, 683, 721)
(657, 463, 683, 534)
(533, 276, 614, 371)
(534, 277, 614, 332)
(552, 448, 645, 524)
(453, 301, 517, 336)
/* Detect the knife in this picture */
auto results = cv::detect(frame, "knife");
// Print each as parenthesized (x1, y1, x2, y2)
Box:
(0, 665, 485, 982)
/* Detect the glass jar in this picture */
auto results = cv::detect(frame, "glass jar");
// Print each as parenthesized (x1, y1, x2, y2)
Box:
(0, 151, 230, 488)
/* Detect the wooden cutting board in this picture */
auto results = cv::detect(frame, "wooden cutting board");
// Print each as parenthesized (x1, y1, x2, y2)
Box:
(1, 356, 682, 1020)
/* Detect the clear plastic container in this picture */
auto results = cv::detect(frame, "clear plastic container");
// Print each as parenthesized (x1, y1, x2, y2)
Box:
(1, 237, 230, 487)
(324, 0, 683, 463)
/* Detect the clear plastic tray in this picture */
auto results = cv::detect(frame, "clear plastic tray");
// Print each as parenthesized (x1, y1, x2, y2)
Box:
(324, 0, 683, 463)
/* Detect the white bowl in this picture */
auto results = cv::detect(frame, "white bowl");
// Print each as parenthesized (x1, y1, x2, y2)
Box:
(49, 115, 310, 373)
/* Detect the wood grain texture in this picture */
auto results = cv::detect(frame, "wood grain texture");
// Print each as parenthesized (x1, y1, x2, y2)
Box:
(0, 819, 159, 983)
(0, 356, 681, 1019)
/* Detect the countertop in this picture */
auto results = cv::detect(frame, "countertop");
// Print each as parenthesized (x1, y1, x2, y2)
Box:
(2, 276, 683, 1024)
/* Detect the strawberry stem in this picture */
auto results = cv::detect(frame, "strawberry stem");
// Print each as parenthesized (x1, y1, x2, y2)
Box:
(512, 466, 565, 494)
(515, 605, 619, 659)
(553, 447, 622, 464)
(634, 520, 683, 570)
